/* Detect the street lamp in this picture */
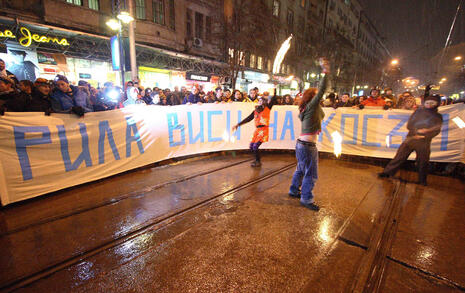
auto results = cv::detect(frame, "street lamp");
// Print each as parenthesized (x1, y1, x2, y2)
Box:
(106, 18, 121, 30)
(454, 56, 462, 61)
(107, 11, 134, 88)
(391, 59, 399, 66)
(117, 11, 134, 24)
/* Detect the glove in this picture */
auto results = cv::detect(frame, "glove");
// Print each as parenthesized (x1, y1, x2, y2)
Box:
(0, 106, 5, 116)
(358, 104, 365, 109)
(383, 105, 390, 110)
(44, 108, 52, 116)
(425, 84, 433, 92)
(71, 106, 85, 117)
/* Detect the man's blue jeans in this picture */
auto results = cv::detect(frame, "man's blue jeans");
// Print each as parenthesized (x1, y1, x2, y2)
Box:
(289, 140, 318, 204)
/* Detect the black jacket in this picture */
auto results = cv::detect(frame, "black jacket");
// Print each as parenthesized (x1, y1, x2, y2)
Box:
(407, 107, 443, 141)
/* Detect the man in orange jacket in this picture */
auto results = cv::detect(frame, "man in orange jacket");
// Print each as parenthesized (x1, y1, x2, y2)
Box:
(360, 88, 385, 108)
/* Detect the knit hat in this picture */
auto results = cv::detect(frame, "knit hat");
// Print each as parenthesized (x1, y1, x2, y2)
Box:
(34, 78, 50, 86)
(54, 74, 69, 84)
(78, 80, 89, 87)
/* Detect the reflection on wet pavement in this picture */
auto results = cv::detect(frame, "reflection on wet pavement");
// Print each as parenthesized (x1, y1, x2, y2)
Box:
(1, 153, 464, 292)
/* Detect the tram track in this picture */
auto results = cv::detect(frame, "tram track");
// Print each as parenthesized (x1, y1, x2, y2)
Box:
(0, 157, 254, 238)
(347, 180, 405, 293)
(1, 162, 297, 292)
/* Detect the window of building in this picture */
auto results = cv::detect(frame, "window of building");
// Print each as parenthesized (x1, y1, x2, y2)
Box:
(153, 0, 164, 25)
(136, 0, 145, 19)
(195, 12, 204, 39)
(273, 0, 280, 17)
(88, 0, 99, 10)
(186, 9, 192, 39)
(66, 0, 82, 5)
(168, 0, 175, 30)
(298, 16, 304, 30)
(257, 56, 263, 70)
(250, 54, 256, 68)
(301, 0, 305, 8)
(205, 16, 212, 42)
(287, 9, 294, 33)
(267, 59, 272, 72)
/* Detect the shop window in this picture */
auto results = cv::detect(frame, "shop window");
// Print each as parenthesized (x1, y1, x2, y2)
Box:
(66, 0, 82, 6)
(88, 0, 98, 10)
(186, 9, 192, 39)
(169, 0, 175, 30)
(272, 0, 280, 17)
(195, 12, 204, 39)
(257, 56, 263, 70)
(250, 54, 256, 68)
(136, 0, 146, 20)
(153, 0, 165, 25)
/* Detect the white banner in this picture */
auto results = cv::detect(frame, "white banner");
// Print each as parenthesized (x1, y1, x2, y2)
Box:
(0, 103, 464, 205)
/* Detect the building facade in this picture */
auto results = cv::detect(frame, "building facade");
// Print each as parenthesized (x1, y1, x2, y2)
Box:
(0, 0, 388, 94)
(0, 0, 224, 90)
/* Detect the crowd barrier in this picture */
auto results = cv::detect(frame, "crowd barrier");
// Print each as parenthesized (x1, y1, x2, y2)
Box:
(1, 103, 464, 205)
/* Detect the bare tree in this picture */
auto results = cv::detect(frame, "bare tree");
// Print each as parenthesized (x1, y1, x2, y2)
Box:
(216, 0, 283, 89)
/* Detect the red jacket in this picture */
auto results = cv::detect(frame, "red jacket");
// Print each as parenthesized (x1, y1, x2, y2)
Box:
(362, 96, 385, 107)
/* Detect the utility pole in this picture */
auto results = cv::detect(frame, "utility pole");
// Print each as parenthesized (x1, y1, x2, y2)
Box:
(128, 0, 138, 82)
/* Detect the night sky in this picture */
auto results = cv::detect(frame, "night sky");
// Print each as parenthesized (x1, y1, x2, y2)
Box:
(360, 0, 465, 83)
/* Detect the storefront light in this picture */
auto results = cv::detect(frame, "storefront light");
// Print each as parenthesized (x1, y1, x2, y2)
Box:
(285, 75, 294, 81)
(106, 18, 121, 31)
(117, 11, 134, 24)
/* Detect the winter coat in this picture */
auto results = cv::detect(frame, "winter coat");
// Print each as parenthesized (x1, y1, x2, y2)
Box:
(51, 85, 93, 113)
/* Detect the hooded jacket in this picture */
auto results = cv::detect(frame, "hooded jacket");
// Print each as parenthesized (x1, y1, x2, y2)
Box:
(51, 85, 92, 113)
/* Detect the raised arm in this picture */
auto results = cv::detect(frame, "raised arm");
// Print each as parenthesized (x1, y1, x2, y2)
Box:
(306, 58, 330, 110)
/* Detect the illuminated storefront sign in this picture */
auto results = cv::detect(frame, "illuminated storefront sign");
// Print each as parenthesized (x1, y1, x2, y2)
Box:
(186, 72, 211, 82)
(0, 27, 69, 48)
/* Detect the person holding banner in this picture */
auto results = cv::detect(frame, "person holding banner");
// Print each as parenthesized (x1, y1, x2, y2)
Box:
(379, 85, 443, 186)
(232, 92, 277, 167)
(288, 58, 330, 212)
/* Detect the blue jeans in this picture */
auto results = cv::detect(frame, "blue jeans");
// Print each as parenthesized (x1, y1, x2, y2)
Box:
(289, 141, 318, 204)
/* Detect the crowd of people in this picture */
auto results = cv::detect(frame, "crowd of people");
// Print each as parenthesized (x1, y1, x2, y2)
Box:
(0, 57, 462, 117)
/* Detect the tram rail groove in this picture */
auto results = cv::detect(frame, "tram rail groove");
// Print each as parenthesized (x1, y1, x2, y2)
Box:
(0, 163, 297, 292)
(347, 180, 404, 293)
(0, 158, 253, 238)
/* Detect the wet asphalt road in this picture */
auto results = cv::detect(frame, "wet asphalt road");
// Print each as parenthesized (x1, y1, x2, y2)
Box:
(0, 152, 464, 292)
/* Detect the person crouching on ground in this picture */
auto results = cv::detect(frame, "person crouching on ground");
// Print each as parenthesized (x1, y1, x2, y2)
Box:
(288, 58, 330, 212)
(232, 93, 277, 167)
(378, 85, 442, 185)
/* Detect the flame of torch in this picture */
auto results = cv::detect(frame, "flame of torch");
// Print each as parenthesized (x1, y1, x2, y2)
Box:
(222, 130, 230, 142)
(331, 131, 342, 158)
(273, 35, 293, 74)
(222, 129, 237, 143)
